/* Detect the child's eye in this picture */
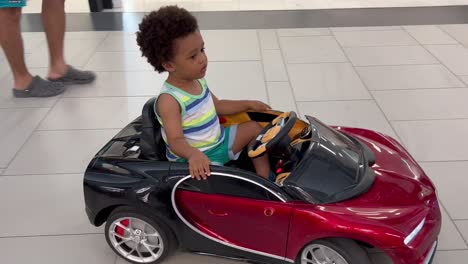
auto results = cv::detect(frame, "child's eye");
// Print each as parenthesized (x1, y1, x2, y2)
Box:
(190, 54, 196, 59)
(201, 48, 206, 52)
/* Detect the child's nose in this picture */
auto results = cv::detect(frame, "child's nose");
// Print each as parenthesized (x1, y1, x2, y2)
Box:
(199, 54, 207, 64)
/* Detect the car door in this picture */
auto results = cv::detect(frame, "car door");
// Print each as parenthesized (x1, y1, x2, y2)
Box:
(202, 173, 293, 259)
(173, 170, 293, 259)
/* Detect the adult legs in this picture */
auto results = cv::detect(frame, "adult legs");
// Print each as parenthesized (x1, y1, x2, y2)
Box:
(41, 0, 67, 80)
(41, 0, 96, 85)
(0, 8, 32, 89)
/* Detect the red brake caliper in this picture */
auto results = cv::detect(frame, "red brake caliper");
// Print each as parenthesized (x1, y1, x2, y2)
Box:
(116, 219, 129, 236)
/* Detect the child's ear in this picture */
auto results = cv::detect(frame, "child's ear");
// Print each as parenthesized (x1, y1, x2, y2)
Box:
(162, 61, 175, 72)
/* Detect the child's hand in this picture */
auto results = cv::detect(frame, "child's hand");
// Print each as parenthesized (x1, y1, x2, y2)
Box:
(248, 100, 271, 111)
(188, 150, 211, 180)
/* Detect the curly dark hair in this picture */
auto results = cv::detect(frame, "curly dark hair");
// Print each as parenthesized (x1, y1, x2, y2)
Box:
(136, 6, 199, 73)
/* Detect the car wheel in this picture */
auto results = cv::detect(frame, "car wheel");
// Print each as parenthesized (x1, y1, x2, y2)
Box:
(297, 238, 371, 264)
(105, 207, 176, 264)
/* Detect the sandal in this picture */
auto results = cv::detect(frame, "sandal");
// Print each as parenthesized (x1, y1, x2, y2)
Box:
(48, 65, 96, 85)
(12, 76, 65, 98)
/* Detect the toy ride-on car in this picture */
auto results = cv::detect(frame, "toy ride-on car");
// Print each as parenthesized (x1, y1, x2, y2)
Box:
(83, 97, 441, 264)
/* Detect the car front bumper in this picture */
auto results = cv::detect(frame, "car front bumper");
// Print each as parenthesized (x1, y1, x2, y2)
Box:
(422, 241, 437, 264)
(387, 240, 438, 264)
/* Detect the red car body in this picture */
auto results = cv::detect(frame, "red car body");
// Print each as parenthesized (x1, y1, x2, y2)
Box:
(175, 125, 440, 264)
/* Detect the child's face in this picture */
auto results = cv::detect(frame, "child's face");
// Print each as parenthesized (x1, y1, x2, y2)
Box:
(165, 31, 208, 80)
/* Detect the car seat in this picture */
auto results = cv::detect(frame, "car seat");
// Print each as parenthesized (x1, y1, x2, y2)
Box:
(140, 97, 168, 161)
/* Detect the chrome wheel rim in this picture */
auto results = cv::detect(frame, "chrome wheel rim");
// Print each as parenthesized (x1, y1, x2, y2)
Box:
(108, 217, 164, 263)
(301, 244, 349, 264)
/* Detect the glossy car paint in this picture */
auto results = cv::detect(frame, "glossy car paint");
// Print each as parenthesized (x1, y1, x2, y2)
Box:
(83, 113, 440, 264)
(176, 190, 293, 258)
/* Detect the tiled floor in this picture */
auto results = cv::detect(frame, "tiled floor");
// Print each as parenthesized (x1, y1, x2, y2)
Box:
(21, 0, 468, 13)
(1, 24, 468, 263)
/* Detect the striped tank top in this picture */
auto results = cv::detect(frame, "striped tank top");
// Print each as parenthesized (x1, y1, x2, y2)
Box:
(155, 79, 224, 161)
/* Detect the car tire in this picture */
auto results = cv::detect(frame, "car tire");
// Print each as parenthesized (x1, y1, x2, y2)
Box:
(297, 238, 371, 264)
(105, 206, 177, 264)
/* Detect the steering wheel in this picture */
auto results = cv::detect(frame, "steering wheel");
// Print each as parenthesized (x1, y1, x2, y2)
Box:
(248, 111, 297, 158)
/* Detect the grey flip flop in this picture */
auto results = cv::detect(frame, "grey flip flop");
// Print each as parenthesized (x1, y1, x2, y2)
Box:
(48, 65, 96, 85)
(12, 76, 65, 98)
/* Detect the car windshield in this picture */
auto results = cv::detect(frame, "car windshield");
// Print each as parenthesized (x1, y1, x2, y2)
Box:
(311, 117, 362, 172)
(284, 116, 366, 203)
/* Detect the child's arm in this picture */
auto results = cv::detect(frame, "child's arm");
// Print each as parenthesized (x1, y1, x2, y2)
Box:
(211, 93, 271, 115)
(157, 94, 211, 180)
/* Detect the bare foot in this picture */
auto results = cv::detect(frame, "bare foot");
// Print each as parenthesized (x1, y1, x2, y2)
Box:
(47, 63, 68, 80)
(13, 74, 34, 90)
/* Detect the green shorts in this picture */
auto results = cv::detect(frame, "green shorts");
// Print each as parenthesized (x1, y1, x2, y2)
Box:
(0, 0, 27, 8)
(176, 125, 241, 166)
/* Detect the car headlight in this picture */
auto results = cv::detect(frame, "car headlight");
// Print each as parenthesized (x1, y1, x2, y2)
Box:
(404, 218, 425, 245)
